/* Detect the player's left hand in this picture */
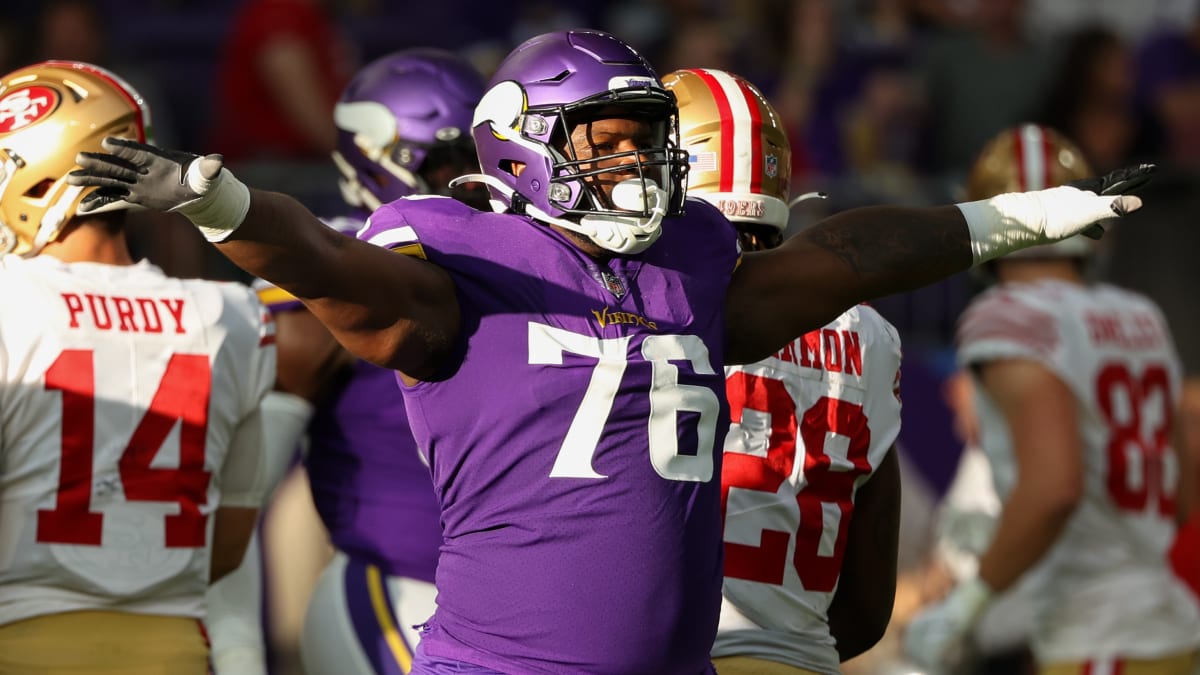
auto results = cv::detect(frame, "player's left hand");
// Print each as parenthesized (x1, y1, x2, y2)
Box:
(1067, 163, 1155, 239)
(902, 577, 992, 673)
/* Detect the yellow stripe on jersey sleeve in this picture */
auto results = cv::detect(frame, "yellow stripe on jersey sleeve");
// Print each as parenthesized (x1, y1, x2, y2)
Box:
(256, 286, 298, 307)
(392, 243, 428, 260)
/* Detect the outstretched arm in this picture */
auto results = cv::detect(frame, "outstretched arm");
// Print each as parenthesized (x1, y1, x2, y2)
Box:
(728, 205, 969, 363)
(227, 189, 459, 377)
(68, 138, 459, 378)
(725, 166, 1152, 364)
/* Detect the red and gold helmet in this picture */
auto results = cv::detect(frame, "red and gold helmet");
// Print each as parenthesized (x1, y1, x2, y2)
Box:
(662, 68, 791, 231)
(968, 124, 1094, 259)
(0, 60, 151, 255)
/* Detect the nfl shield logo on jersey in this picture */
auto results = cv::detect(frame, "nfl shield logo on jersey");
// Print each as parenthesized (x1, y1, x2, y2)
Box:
(600, 271, 627, 299)
(764, 153, 779, 178)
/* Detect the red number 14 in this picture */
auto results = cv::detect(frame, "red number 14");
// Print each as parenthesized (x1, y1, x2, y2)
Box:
(37, 349, 213, 548)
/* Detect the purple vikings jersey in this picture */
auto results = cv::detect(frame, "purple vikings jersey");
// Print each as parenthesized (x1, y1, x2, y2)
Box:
(357, 195, 740, 674)
(306, 361, 441, 582)
(256, 215, 442, 582)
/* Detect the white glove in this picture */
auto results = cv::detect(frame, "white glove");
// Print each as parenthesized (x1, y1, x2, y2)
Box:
(958, 163, 1154, 264)
(67, 136, 251, 242)
(903, 576, 993, 673)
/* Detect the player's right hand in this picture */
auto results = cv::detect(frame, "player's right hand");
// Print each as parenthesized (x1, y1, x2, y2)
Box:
(67, 136, 224, 214)
(68, 136, 251, 242)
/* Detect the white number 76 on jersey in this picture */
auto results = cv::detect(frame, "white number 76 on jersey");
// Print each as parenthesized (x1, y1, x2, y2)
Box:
(528, 322, 720, 482)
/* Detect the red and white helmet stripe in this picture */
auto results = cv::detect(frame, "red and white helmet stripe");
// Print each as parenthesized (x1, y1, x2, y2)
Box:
(687, 68, 764, 194)
(1013, 124, 1053, 192)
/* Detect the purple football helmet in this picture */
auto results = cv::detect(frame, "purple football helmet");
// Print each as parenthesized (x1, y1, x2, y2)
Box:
(332, 48, 485, 212)
(459, 30, 689, 254)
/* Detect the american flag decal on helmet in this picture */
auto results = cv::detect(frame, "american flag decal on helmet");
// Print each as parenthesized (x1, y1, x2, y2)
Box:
(689, 152, 718, 172)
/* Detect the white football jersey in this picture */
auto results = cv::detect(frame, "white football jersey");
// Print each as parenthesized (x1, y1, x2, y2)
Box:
(0, 255, 275, 625)
(714, 305, 903, 674)
(958, 279, 1200, 663)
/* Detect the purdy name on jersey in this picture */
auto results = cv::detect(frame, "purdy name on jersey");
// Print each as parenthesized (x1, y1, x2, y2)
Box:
(0, 255, 274, 625)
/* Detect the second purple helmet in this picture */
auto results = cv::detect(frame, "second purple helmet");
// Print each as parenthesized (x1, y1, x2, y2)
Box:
(333, 48, 485, 211)
(458, 30, 689, 254)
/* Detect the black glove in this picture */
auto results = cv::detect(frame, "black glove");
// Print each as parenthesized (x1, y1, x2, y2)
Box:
(1067, 163, 1155, 239)
(67, 136, 226, 214)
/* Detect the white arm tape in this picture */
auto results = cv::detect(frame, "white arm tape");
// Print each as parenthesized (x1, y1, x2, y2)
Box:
(175, 164, 252, 243)
(206, 531, 268, 675)
(220, 391, 313, 507)
(957, 186, 1120, 264)
(947, 576, 994, 626)
(256, 390, 314, 499)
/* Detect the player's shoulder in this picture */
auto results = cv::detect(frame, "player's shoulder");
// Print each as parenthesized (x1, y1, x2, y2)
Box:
(321, 214, 366, 237)
(957, 282, 1065, 362)
(1092, 282, 1164, 315)
(675, 197, 739, 239)
(837, 304, 899, 344)
(960, 281, 1058, 326)
(178, 276, 268, 340)
(651, 197, 739, 265)
(358, 195, 477, 243)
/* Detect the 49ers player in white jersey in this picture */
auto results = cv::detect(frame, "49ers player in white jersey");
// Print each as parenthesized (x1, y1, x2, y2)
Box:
(664, 68, 904, 675)
(0, 61, 276, 673)
(904, 124, 1200, 675)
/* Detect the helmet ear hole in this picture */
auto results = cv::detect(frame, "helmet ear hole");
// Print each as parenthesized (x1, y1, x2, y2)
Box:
(24, 178, 54, 199)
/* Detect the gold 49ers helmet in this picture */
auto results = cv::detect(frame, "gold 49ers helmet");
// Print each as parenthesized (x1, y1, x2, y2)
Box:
(0, 60, 151, 255)
(662, 68, 791, 231)
(968, 123, 1094, 259)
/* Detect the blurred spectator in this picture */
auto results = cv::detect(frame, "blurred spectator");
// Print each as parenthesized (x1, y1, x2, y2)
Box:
(772, 0, 838, 182)
(31, 0, 103, 63)
(1136, 18, 1200, 166)
(20, 0, 200, 279)
(210, 0, 356, 162)
(917, 0, 1058, 175)
(655, 12, 736, 75)
(803, 0, 926, 185)
(1037, 27, 1137, 173)
(22, 0, 179, 147)
(1026, 0, 1198, 43)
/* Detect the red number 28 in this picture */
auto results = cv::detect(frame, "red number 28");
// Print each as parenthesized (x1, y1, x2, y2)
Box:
(721, 372, 873, 592)
(37, 349, 213, 548)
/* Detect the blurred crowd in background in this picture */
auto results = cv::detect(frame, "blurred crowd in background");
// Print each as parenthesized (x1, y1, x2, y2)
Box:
(2, 0, 1198, 672)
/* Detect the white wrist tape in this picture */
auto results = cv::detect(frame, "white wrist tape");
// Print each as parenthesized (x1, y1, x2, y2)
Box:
(957, 186, 1121, 264)
(948, 576, 993, 625)
(175, 164, 252, 243)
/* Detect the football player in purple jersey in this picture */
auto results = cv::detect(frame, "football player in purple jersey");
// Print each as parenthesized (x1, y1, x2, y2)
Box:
(246, 49, 485, 675)
(68, 29, 1152, 675)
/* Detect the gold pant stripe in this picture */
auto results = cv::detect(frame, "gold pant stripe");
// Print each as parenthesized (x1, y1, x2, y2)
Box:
(0, 610, 208, 675)
(1040, 650, 1199, 675)
(712, 655, 825, 675)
